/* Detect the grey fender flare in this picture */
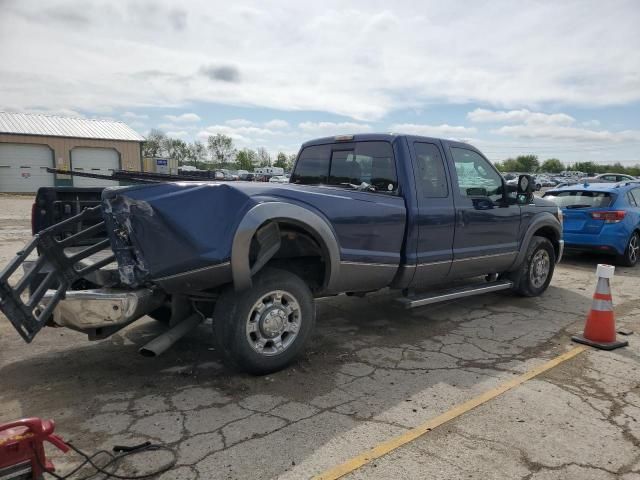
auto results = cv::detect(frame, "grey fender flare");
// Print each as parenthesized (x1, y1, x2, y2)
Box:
(231, 202, 340, 292)
(512, 212, 562, 269)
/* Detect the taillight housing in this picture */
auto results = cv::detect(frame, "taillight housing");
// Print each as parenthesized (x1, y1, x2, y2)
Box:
(591, 210, 626, 223)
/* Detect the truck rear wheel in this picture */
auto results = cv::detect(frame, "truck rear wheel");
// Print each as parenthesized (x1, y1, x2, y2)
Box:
(213, 267, 315, 375)
(512, 236, 555, 297)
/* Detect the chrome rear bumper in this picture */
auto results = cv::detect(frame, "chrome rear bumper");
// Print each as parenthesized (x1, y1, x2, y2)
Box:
(43, 288, 165, 331)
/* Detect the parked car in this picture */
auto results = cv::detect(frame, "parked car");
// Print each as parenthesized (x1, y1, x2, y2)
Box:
(543, 181, 640, 266)
(535, 175, 557, 188)
(1, 134, 563, 375)
(268, 175, 290, 183)
(584, 173, 637, 183)
(503, 173, 518, 183)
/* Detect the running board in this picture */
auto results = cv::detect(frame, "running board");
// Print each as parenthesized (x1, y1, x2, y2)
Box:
(397, 280, 513, 309)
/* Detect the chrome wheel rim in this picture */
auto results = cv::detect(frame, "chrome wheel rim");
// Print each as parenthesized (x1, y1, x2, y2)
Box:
(245, 290, 301, 356)
(530, 249, 550, 288)
(629, 234, 639, 264)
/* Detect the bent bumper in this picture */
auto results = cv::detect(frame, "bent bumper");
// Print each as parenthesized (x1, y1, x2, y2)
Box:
(43, 288, 165, 331)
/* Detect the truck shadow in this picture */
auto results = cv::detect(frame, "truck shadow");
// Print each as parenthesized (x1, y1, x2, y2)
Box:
(0, 284, 596, 477)
(560, 252, 640, 278)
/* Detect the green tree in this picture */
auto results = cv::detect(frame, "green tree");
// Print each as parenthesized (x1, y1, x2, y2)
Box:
(515, 155, 539, 173)
(161, 138, 187, 165)
(143, 129, 166, 157)
(274, 152, 288, 169)
(174, 139, 190, 166)
(540, 158, 564, 173)
(188, 141, 207, 167)
(257, 147, 271, 167)
(235, 148, 257, 171)
(207, 133, 235, 166)
(569, 162, 599, 175)
(496, 158, 523, 172)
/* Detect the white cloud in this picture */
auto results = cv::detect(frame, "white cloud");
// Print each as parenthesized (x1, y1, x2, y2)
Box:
(264, 119, 289, 129)
(158, 122, 199, 131)
(164, 112, 201, 123)
(494, 124, 640, 143)
(390, 123, 477, 137)
(197, 124, 280, 144)
(298, 121, 371, 136)
(582, 119, 601, 127)
(467, 108, 575, 126)
(121, 111, 148, 120)
(166, 130, 188, 137)
(225, 118, 255, 127)
(3, 1, 638, 120)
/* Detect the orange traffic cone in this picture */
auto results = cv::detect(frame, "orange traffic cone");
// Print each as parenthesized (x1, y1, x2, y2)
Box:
(572, 264, 628, 350)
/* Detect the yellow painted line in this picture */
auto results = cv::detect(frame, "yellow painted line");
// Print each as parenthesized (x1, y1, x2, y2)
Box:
(314, 345, 588, 480)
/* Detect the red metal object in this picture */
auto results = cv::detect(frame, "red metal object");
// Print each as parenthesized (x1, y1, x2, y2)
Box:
(0, 418, 69, 479)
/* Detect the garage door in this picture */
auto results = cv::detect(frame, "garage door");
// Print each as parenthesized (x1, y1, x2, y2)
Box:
(0, 143, 54, 193)
(71, 148, 120, 187)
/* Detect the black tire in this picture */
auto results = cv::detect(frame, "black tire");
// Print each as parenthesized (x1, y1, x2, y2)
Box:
(512, 236, 556, 297)
(617, 231, 639, 267)
(213, 267, 315, 375)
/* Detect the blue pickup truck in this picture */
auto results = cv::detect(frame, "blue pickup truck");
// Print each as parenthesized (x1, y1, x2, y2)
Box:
(0, 134, 563, 374)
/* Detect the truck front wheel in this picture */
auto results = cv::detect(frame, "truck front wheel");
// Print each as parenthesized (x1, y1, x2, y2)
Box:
(512, 236, 556, 297)
(213, 267, 315, 375)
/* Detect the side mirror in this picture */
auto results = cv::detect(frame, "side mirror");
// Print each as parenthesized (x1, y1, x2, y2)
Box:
(517, 174, 535, 204)
(517, 175, 534, 194)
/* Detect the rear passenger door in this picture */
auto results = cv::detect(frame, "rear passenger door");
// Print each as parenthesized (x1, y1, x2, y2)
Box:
(446, 146, 521, 278)
(408, 141, 455, 287)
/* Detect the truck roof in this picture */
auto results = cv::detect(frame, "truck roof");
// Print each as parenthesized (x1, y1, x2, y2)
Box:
(300, 133, 477, 150)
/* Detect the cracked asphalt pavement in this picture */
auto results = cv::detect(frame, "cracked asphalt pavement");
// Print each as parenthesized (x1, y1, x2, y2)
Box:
(1, 194, 639, 479)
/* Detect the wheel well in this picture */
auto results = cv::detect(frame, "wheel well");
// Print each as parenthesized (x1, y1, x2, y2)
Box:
(249, 221, 327, 293)
(534, 226, 560, 259)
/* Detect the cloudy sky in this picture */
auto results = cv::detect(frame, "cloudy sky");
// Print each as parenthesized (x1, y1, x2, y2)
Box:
(1, 0, 639, 164)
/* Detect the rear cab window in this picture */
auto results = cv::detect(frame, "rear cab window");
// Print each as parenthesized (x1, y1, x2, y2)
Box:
(413, 142, 448, 198)
(544, 190, 614, 209)
(291, 141, 398, 194)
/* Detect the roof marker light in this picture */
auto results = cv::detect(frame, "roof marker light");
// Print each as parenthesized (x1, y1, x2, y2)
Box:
(334, 135, 354, 141)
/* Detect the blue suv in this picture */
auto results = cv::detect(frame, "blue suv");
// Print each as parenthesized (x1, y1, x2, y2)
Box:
(544, 181, 640, 266)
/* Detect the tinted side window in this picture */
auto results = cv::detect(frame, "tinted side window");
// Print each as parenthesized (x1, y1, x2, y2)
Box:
(328, 141, 397, 194)
(414, 142, 448, 198)
(631, 188, 640, 206)
(290, 145, 330, 185)
(451, 147, 503, 201)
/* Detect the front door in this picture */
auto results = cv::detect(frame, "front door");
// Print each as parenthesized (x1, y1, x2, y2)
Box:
(447, 146, 521, 278)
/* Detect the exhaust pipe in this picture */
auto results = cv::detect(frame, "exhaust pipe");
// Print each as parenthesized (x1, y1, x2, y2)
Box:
(139, 313, 203, 357)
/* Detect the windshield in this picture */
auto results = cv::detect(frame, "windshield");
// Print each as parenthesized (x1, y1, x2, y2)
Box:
(544, 190, 613, 208)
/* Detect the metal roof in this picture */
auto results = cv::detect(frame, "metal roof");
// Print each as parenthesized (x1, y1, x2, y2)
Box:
(0, 112, 145, 142)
